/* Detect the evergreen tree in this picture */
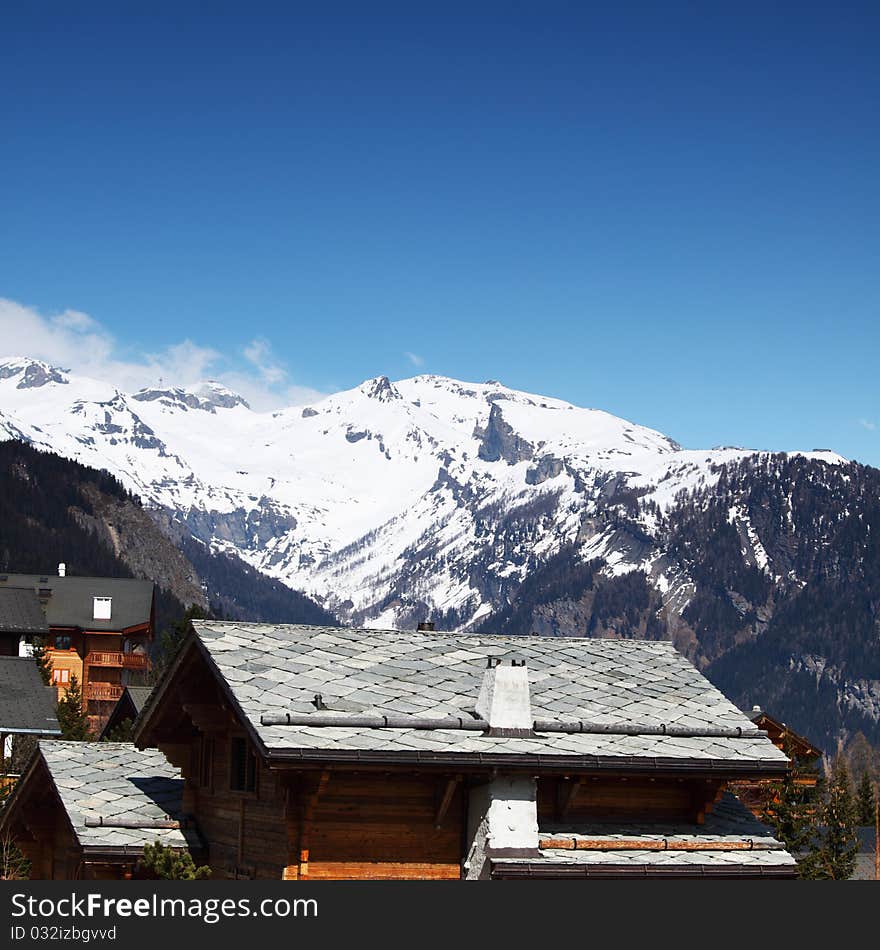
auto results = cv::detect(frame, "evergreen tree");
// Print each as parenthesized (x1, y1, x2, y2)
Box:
(856, 771, 877, 826)
(150, 604, 207, 685)
(801, 758, 859, 879)
(31, 638, 52, 686)
(56, 676, 91, 741)
(140, 841, 210, 879)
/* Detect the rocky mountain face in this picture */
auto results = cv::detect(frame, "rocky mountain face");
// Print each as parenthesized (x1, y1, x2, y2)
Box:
(0, 356, 876, 750)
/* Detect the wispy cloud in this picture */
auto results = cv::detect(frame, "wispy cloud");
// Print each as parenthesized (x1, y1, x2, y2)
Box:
(859, 418, 877, 431)
(0, 297, 325, 410)
(404, 351, 424, 368)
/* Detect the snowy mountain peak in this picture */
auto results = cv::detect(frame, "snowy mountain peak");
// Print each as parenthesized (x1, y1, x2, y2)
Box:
(0, 357, 70, 389)
(361, 375, 402, 402)
(0, 360, 850, 632)
(132, 380, 249, 413)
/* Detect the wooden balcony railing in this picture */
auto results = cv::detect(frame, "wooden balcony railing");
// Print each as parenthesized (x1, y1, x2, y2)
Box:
(85, 683, 125, 702)
(87, 651, 150, 670)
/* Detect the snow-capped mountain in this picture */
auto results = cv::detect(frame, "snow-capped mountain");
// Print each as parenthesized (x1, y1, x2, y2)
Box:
(3, 355, 879, 750)
(0, 356, 842, 627)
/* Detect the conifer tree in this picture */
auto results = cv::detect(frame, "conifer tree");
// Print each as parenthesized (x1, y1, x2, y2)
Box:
(801, 758, 859, 879)
(856, 771, 877, 826)
(56, 676, 91, 741)
(758, 743, 817, 861)
(31, 638, 52, 686)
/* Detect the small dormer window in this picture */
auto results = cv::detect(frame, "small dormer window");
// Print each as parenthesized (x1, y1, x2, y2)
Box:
(93, 596, 112, 621)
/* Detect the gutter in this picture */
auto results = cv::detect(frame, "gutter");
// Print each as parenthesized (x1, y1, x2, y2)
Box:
(263, 746, 790, 776)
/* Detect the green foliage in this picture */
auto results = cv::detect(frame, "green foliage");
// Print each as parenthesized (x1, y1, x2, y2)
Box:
(56, 675, 91, 741)
(30, 638, 52, 686)
(801, 758, 859, 880)
(140, 841, 211, 880)
(856, 771, 877, 826)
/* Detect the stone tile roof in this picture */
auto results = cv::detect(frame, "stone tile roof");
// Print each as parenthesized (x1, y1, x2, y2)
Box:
(0, 587, 48, 636)
(493, 792, 797, 876)
(39, 741, 196, 852)
(184, 622, 789, 770)
(0, 657, 61, 735)
(0, 575, 153, 632)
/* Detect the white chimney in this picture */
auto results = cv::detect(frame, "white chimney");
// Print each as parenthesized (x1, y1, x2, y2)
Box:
(93, 596, 112, 621)
(475, 658, 532, 735)
(58, 562, 66, 577)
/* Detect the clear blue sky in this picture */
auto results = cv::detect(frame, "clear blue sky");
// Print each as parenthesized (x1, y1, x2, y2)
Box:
(2, 2, 878, 463)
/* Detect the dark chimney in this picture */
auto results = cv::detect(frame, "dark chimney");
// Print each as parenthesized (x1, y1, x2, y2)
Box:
(417, 621, 436, 632)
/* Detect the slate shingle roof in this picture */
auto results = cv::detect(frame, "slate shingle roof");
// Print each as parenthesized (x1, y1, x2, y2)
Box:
(0, 657, 61, 735)
(178, 621, 789, 770)
(0, 587, 49, 636)
(0, 575, 153, 632)
(38, 741, 196, 852)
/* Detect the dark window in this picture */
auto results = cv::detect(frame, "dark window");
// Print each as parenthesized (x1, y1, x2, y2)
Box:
(229, 737, 256, 792)
(199, 737, 214, 789)
(54, 634, 72, 650)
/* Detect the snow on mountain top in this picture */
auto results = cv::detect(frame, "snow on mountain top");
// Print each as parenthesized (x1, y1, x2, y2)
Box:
(0, 355, 852, 628)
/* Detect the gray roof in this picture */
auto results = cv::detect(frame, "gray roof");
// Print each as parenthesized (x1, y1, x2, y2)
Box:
(168, 622, 789, 771)
(98, 686, 155, 740)
(37, 741, 195, 852)
(494, 793, 797, 877)
(122, 686, 154, 716)
(0, 587, 49, 636)
(0, 657, 61, 735)
(0, 575, 153, 632)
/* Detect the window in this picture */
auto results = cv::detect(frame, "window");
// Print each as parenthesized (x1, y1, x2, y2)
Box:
(199, 737, 214, 789)
(229, 737, 256, 793)
(52, 669, 70, 686)
(54, 634, 72, 650)
(93, 596, 112, 621)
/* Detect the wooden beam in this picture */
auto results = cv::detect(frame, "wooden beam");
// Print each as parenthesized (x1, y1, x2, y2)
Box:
(297, 770, 330, 881)
(182, 703, 230, 733)
(434, 775, 461, 829)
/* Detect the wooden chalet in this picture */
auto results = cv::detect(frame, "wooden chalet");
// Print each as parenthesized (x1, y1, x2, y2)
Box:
(124, 621, 797, 880)
(0, 741, 199, 880)
(729, 706, 822, 816)
(0, 569, 155, 733)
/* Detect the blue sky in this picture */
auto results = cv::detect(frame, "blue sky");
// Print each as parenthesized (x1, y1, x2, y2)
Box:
(1, 2, 878, 463)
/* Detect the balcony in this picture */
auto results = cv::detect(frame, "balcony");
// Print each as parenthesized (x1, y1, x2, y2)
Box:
(87, 651, 150, 671)
(85, 683, 125, 702)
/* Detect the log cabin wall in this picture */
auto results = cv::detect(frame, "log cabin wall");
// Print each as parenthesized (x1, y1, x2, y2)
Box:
(283, 771, 464, 880)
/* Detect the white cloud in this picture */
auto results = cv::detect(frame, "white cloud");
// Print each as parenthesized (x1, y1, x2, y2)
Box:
(404, 351, 424, 368)
(244, 337, 288, 386)
(0, 297, 325, 410)
(859, 419, 877, 431)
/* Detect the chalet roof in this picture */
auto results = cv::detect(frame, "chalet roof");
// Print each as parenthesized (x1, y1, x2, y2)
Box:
(17, 741, 196, 853)
(0, 586, 49, 636)
(0, 574, 153, 632)
(493, 793, 797, 878)
(744, 706, 822, 760)
(0, 657, 61, 735)
(148, 621, 790, 772)
(98, 686, 155, 740)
